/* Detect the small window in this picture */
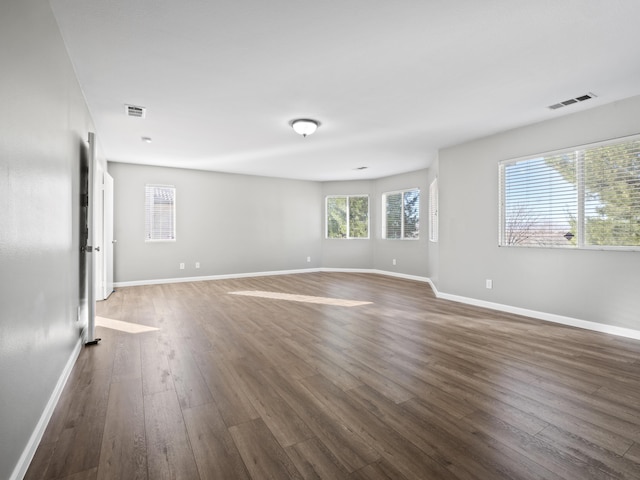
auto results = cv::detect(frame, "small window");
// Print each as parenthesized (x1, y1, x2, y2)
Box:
(499, 134, 640, 249)
(145, 184, 176, 241)
(382, 188, 420, 239)
(429, 179, 438, 242)
(326, 195, 369, 239)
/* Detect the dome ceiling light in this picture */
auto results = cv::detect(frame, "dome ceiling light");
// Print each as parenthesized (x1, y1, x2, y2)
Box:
(290, 118, 320, 137)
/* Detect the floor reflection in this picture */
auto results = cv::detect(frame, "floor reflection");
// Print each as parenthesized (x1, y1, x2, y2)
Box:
(95, 316, 160, 333)
(228, 290, 372, 307)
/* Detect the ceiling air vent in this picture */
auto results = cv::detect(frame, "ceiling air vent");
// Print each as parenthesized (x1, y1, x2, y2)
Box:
(125, 104, 146, 118)
(548, 93, 596, 111)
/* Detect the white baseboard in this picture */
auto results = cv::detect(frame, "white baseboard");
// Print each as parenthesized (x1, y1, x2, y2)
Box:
(10, 338, 82, 480)
(113, 268, 320, 287)
(376, 273, 640, 341)
(317, 267, 372, 275)
(113, 268, 640, 341)
(370, 269, 432, 285)
(114, 267, 433, 288)
(319, 267, 431, 284)
(436, 291, 640, 341)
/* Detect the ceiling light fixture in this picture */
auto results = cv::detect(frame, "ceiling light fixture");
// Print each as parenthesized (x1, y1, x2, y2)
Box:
(141, 136, 152, 143)
(290, 118, 320, 137)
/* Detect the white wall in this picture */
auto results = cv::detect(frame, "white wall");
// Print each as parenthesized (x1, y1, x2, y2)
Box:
(0, 0, 97, 478)
(438, 95, 640, 331)
(109, 163, 324, 282)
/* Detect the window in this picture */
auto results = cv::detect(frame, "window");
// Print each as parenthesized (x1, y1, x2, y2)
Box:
(429, 178, 438, 242)
(382, 188, 420, 239)
(145, 184, 176, 241)
(326, 195, 369, 239)
(499, 135, 640, 249)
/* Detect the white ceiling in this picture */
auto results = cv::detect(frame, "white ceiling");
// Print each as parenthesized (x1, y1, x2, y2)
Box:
(49, 0, 640, 181)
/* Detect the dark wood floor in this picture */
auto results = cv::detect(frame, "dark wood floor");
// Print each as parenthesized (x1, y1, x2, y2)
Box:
(25, 272, 640, 479)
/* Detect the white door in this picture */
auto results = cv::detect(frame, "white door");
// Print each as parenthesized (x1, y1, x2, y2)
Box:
(103, 172, 114, 299)
(85, 132, 99, 344)
(93, 163, 104, 301)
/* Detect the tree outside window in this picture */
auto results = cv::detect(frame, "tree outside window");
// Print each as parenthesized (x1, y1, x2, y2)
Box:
(326, 195, 369, 239)
(500, 136, 640, 249)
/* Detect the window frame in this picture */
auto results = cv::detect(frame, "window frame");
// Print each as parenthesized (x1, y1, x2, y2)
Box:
(498, 134, 640, 251)
(145, 184, 176, 242)
(325, 194, 370, 240)
(382, 187, 420, 240)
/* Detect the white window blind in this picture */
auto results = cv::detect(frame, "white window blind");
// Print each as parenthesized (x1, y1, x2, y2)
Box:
(326, 195, 369, 239)
(382, 188, 420, 239)
(429, 178, 438, 242)
(145, 184, 176, 241)
(384, 192, 402, 239)
(499, 135, 640, 249)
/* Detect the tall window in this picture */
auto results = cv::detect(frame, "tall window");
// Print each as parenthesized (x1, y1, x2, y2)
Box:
(429, 178, 438, 242)
(145, 184, 176, 241)
(326, 195, 369, 239)
(499, 135, 640, 249)
(382, 188, 420, 239)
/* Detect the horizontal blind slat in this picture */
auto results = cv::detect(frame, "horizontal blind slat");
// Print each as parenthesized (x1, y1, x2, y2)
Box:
(500, 135, 640, 248)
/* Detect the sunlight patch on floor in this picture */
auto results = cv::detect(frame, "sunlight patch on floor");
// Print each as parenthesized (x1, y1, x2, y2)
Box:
(228, 290, 372, 307)
(96, 316, 160, 334)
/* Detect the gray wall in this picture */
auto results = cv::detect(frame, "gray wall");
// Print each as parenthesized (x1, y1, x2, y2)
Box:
(109, 162, 324, 282)
(2, 2, 637, 477)
(320, 171, 430, 276)
(373, 169, 430, 277)
(0, 0, 95, 478)
(321, 180, 375, 269)
(111, 165, 433, 282)
(438, 95, 640, 330)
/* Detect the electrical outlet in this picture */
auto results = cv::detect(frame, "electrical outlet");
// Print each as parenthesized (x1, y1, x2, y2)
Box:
(179, 262, 185, 270)
(486, 279, 493, 289)
(195, 262, 200, 269)
(392, 258, 397, 266)
(306, 256, 311, 263)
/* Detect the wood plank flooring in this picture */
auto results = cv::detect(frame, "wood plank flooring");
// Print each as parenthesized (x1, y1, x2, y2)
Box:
(25, 272, 640, 479)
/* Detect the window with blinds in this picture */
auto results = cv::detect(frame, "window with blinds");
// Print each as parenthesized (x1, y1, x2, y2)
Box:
(499, 135, 640, 249)
(382, 188, 420, 239)
(429, 179, 438, 242)
(326, 195, 369, 239)
(145, 184, 176, 241)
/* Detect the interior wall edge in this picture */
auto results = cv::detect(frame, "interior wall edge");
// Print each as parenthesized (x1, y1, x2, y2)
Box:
(9, 338, 83, 480)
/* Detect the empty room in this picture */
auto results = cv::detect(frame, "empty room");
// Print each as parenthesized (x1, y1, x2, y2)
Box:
(3, 1, 640, 479)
